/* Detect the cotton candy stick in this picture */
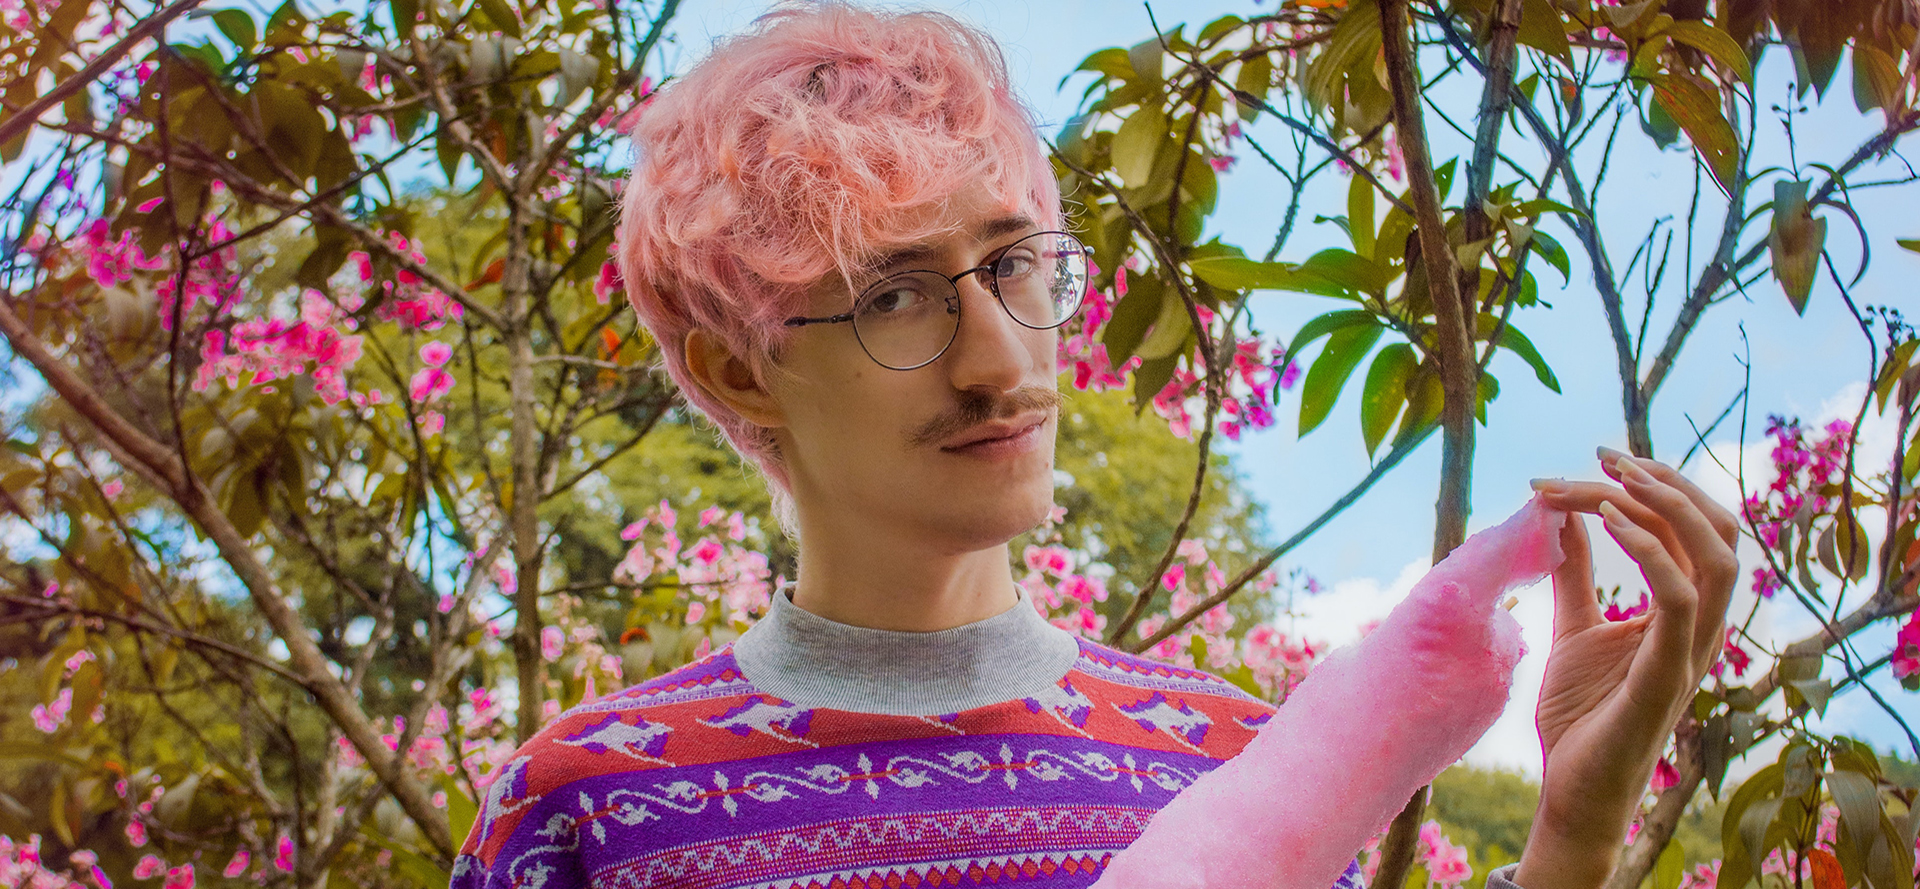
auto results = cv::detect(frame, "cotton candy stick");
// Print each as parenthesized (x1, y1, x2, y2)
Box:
(1091, 497, 1567, 889)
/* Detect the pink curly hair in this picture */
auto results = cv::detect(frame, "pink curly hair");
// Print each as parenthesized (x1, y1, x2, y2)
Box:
(616, 2, 1061, 489)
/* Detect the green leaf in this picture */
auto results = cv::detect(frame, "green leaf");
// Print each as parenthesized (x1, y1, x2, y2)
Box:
(1135, 288, 1192, 360)
(1198, 14, 1244, 44)
(1666, 20, 1753, 83)
(210, 8, 256, 49)
(1131, 354, 1179, 412)
(1073, 47, 1132, 81)
(1111, 105, 1166, 187)
(1827, 769, 1883, 865)
(1281, 310, 1375, 367)
(1300, 248, 1387, 296)
(1359, 344, 1415, 456)
(1516, 0, 1573, 66)
(1102, 273, 1165, 361)
(1492, 324, 1561, 393)
(1128, 36, 1164, 84)
(1898, 238, 1920, 254)
(1187, 255, 1343, 296)
(475, 0, 522, 38)
(1528, 230, 1571, 283)
(390, 0, 419, 37)
(1234, 53, 1273, 118)
(1304, 0, 1380, 112)
(1643, 92, 1681, 149)
(1298, 322, 1382, 436)
(1348, 173, 1376, 259)
(1651, 72, 1741, 192)
(1652, 837, 1686, 889)
(1768, 179, 1826, 314)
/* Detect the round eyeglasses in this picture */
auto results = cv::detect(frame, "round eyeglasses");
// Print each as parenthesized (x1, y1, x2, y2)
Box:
(782, 230, 1091, 371)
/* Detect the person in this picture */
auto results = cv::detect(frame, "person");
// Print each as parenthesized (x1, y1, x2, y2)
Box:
(449, 4, 1741, 888)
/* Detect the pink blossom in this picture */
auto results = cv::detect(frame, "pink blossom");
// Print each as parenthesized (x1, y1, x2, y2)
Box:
(698, 507, 724, 527)
(541, 625, 564, 660)
(1208, 155, 1236, 173)
(409, 366, 454, 403)
(1604, 590, 1650, 622)
(1651, 756, 1681, 793)
(221, 852, 248, 879)
(691, 538, 725, 566)
(132, 856, 163, 879)
(31, 688, 71, 732)
(421, 411, 445, 436)
(621, 520, 648, 540)
(727, 513, 747, 542)
(419, 341, 453, 366)
(437, 593, 456, 614)
(101, 479, 123, 498)
(685, 602, 707, 624)
(594, 261, 623, 304)
(1893, 609, 1920, 680)
(273, 836, 294, 872)
(693, 635, 712, 659)
(1161, 563, 1186, 592)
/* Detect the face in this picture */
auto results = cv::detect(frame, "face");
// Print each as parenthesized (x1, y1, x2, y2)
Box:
(763, 182, 1062, 554)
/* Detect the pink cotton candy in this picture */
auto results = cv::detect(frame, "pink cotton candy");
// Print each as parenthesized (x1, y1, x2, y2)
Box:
(1092, 497, 1566, 889)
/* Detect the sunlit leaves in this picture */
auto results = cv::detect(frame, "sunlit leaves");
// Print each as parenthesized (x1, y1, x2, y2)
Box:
(1649, 72, 1742, 192)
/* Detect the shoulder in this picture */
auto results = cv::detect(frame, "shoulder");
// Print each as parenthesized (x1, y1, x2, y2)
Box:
(454, 648, 764, 873)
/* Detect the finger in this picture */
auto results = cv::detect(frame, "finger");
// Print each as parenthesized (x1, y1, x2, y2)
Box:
(1549, 511, 1602, 641)
(1533, 480, 1691, 575)
(1599, 447, 1741, 549)
(1617, 459, 1738, 668)
(1598, 501, 1699, 713)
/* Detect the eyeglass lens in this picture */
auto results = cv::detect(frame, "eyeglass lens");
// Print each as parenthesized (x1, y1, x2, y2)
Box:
(850, 231, 1089, 370)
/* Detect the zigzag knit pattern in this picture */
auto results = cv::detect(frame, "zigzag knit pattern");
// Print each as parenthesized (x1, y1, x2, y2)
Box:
(451, 638, 1367, 889)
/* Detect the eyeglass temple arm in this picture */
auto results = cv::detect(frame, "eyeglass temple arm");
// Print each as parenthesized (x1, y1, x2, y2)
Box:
(782, 312, 856, 328)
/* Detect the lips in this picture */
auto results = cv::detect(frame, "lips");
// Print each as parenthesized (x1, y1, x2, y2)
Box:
(939, 413, 1050, 457)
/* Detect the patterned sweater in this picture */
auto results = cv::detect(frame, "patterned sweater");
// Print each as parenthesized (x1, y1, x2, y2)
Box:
(451, 589, 1369, 889)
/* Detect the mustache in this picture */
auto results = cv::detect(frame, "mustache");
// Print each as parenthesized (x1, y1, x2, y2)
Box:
(907, 386, 1062, 448)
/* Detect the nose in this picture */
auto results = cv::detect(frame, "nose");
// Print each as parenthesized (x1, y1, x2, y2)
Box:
(941, 272, 1041, 394)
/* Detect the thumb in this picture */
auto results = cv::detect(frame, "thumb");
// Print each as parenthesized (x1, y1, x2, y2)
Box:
(1551, 512, 1602, 641)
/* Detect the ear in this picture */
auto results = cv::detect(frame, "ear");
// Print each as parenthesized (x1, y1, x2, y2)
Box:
(683, 328, 787, 429)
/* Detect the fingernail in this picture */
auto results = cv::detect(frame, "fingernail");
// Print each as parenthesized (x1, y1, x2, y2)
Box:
(1624, 462, 1656, 484)
(1529, 478, 1568, 493)
(1596, 445, 1629, 463)
(1598, 500, 1622, 520)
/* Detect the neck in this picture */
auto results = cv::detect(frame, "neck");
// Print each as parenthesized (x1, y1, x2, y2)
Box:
(788, 503, 1019, 632)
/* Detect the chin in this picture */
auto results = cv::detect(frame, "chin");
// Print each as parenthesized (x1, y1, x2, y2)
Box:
(917, 472, 1055, 553)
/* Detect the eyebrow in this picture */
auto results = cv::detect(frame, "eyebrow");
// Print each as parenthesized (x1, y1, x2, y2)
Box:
(866, 213, 1039, 273)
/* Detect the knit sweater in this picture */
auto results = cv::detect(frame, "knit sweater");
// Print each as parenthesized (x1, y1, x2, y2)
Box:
(451, 589, 1524, 889)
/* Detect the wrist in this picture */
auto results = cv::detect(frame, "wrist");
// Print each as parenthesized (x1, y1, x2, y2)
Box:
(1512, 812, 1620, 889)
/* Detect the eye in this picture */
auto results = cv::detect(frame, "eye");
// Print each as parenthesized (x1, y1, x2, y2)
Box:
(857, 278, 936, 318)
(994, 249, 1038, 279)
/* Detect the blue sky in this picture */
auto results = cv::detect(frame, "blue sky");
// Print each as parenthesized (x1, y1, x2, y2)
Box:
(677, 1, 1918, 771)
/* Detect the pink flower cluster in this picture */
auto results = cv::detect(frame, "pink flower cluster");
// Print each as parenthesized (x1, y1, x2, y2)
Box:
(1355, 820, 1473, 888)
(194, 289, 365, 404)
(353, 235, 464, 330)
(615, 501, 774, 629)
(78, 218, 166, 290)
(1743, 415, 1853, 572)
(1057, 265, 1298, 441)
(0, 835, 99, 889)
(1130, 538, 1325, 699)
(1018, 541, 1111, 638)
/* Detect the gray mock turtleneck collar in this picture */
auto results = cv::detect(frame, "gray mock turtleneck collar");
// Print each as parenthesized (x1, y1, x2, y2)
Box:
(730, 586, 1083, 716)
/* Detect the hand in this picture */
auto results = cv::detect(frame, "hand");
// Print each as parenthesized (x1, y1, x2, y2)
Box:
(1513, 448, 1740, 889)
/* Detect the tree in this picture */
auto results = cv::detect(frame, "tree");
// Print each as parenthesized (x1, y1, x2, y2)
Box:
(1057, 0, 1920, 884)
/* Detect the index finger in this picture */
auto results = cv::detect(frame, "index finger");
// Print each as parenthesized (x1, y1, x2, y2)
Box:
(1602, 447, 1740, 549)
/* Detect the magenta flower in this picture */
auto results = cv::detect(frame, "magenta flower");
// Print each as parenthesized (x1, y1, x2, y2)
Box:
(273, 836, 294, 873)
(408, 366, 454, 403)
(419, 341, 453, 367)
(132, 856, 163, 880)
(221, 852, 248, 879)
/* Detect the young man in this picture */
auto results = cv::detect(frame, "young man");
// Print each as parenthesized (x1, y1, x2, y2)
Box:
(451, 5, 1741, 889)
